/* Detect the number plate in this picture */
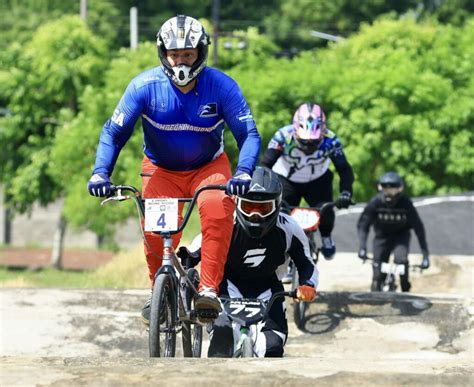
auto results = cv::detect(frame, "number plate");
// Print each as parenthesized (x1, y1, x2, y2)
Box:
(381, 262, 406, 275)
(144, 198, 178, 231)
(290, 208, 320, 231)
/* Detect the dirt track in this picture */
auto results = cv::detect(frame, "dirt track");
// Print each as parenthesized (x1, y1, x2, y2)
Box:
(1, 254, 473, 386)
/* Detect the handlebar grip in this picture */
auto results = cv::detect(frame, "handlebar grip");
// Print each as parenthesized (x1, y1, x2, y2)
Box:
(288, 289, 298, 298)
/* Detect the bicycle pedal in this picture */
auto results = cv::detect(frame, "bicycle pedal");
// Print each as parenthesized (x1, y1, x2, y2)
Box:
(196, 309, 219, 323)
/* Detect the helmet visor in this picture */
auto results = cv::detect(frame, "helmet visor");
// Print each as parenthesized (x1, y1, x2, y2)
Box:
(238, 198, 276, 220)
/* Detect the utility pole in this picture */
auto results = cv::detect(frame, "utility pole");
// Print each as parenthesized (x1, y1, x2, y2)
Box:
(212, 0, 220, 66)
(130, 7, 138, 50)
(80, 0, 87, 21)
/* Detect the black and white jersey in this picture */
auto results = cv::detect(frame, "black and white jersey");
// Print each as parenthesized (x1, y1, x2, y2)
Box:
(222, 212, 319, 297)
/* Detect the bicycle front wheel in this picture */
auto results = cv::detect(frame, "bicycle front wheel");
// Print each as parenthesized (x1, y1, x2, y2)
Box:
(149, 273, 177, 358)
(182, 268, 203, 358)
(241, 336, 254, 358)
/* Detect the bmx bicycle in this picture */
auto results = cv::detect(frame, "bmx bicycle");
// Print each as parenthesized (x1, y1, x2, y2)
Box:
(220, 290, 297, 357)
(285, 201, 339, 329)
(101, 183, 226, 358)
(361, 254, 424, 292)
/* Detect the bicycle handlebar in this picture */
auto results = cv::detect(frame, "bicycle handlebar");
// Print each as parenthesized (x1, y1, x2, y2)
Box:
(361, 255, 425, 272)
(101, 183, 227, 236)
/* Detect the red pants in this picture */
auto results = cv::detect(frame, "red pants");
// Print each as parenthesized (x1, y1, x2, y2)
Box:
(141, 153, 235, 292)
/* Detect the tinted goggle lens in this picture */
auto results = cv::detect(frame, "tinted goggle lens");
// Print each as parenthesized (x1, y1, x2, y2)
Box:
(238, 199, 275, 218)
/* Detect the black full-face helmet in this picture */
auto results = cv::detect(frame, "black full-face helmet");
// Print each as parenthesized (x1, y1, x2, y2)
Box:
(236, 167, 282, 239)
(378, 171, 404, 205)
(156, 15, 210, 86)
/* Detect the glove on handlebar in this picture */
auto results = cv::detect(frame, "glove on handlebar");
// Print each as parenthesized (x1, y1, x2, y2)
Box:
(421, 253, 430, 269)
(88, 173, 112, 197)
(296, 285, 316, 302)
(358, 248, 368, 261)
(226, 171, 252, 196)
(335, 191, 352, 209)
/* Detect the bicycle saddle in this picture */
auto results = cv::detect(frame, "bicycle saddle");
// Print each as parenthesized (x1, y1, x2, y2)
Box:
(177, 247, 201, 269)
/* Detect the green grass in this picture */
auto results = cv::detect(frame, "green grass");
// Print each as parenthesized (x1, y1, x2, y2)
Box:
(0, 267, 98, 288)
(0, 204, 203, 289)
(0, 244, 149, 289)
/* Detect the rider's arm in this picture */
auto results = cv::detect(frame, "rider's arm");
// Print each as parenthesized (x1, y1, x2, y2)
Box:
(357, 198, 377, 250)
(406, 199, 429, 253)
(328, 134, 354, 194)
(222, 83, 261, 175)
(284, 215, 319, 287)
(92, 81, 143, 176)
(261, 130, 285, 169)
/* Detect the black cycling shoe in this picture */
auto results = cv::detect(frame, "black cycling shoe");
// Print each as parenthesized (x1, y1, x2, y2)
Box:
(195, 289, 222, 323)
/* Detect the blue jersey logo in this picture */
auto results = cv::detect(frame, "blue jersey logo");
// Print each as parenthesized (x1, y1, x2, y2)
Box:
(198, 103, 218, 117)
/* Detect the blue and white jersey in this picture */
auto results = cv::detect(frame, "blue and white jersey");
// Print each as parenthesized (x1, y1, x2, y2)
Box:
(93, 66, 260, 175)
(267, 125, 346, 183)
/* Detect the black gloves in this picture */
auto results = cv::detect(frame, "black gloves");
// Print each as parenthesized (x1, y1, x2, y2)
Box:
(421, 251, 430, 269)
(336, 191, 352, 209)
(358, 248, 368, 261)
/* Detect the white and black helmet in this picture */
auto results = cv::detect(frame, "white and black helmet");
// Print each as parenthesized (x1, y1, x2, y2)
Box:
(236, 167, 283, 239)
(157, 15, 210, 86)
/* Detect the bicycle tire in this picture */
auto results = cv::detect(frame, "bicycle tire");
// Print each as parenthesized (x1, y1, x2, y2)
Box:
(182, 268, 203, 358)
(241, 336, 254, 358)
(291, 269, 307, 330)
(149, 273, 177, 358)
(388, 274, 397, 292)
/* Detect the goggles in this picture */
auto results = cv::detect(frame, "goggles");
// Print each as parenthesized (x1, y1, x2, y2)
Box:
(238, 198, 276, 219)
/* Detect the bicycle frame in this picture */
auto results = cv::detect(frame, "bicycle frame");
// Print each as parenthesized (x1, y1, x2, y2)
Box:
(102, 183, 227, 357)
(103, 184, 226, 302)
(363, 256, 423, 292)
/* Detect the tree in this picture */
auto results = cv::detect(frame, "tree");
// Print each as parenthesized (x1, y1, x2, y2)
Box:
(0, 15, 109, 265)
(263, 0, 474, 51)
(229, 17, 474, 200)
(49, 43, 157, 240)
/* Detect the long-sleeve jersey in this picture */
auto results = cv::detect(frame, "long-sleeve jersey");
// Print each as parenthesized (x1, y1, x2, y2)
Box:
(357, 193, 429, 252)
(92, 66, 261, 176)
(261, 125, 354, 192)
(223, 212, 319, 297)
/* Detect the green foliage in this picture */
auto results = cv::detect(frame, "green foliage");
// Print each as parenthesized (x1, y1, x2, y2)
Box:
(50, 43, 157, 235)
(0, 16, 109, 212)
(230, 18, 474, 200)
(210, 27, 279, 70)
(263, 0, 473, 51)
(0, 1, 123, 51)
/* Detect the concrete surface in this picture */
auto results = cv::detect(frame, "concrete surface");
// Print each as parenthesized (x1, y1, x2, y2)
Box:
(1, 253, 473, 386)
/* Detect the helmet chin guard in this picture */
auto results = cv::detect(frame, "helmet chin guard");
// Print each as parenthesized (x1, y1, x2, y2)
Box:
(157, 15, 210, 86)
